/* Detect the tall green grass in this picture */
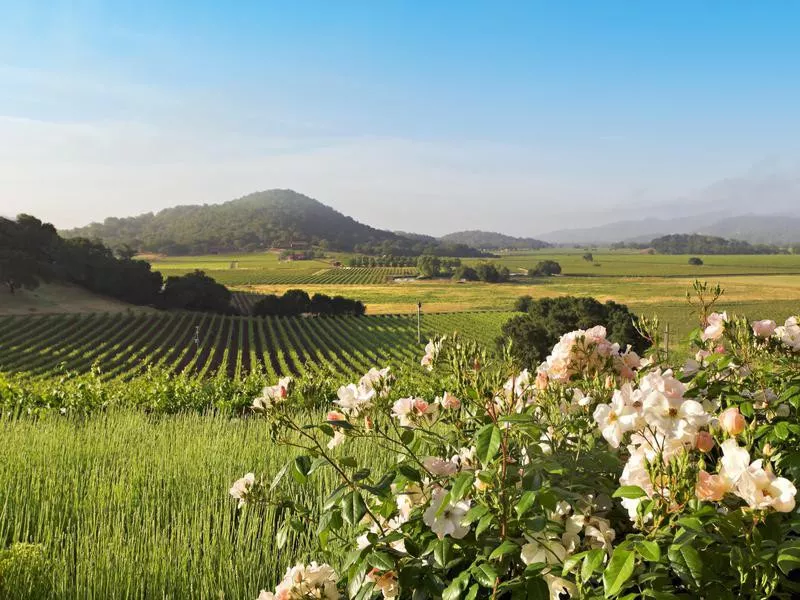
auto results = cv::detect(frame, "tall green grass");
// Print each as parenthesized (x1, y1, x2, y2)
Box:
(0, 411, 386, 599)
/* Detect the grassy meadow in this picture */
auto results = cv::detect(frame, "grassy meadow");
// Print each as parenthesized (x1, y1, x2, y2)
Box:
(0, 410, 368, 599)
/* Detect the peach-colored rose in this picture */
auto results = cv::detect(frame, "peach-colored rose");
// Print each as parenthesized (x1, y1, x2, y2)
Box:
(719, 407, 746, 436)
(695, 431, 715, 453)
(326, 411, 346, 422)
(535, 370, 548, 390)
(439, 392, 461, 410)
(696, 470, 730, 501)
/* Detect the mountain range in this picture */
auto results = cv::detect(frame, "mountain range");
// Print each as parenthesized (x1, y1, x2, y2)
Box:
(538, 214, 800, 245)
(62, 187, 799, 254)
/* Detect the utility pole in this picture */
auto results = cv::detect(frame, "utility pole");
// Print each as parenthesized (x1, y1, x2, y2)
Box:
(664, 323, 670, 360)
(417, 301, 422, 344)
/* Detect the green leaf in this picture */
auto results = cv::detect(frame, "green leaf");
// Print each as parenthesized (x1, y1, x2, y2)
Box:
(667, 543, 703, 586)
(612, 485, 648, 499)
(451, 472, 475, 501)
(275, 523, 289, 549)
(292, 455, 312, 484)
(400, 429, 415, 445)
(636, 540, 661, 562)
(603, 548, 635, 597)
(322, 484, 347, 511)
(464, 504, 489, 525)
(341, 490, 367, 526)
(308, 456, 329, 475)
(398, 463, 422, 482)
(475, 512, 495, 538)
(476, 424, 502, 464)
(367, 551, 395, 571)
(515, 490, 537, 517)
(489, 540, 519, 561)
(524, 577, 549, 600)
(361, 472, 395, 498)
(434, 538, 454, 568)
(581, 548, 605, 581)
(442, 571, 470, 600)
(777, 541, 800, 576)
(269, 463, 289, 492)
(774, 421, 791, 441)
(339, 456, 358, 468)
(561, 550, 588, 574)
(470, 563, 498, 587)
(465, 584, 479, 600)
(352, 468, 371, 481)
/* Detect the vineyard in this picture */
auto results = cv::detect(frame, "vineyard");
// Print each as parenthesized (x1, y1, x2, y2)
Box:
(0, 311, 513, 380)
(161, 266, 419, 286)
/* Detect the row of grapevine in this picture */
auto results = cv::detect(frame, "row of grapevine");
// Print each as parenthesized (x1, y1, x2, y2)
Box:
(192, 266, 419, 287)
(0, 311, 514, 380)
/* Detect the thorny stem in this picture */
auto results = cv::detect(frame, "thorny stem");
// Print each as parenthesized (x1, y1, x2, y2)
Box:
(284, 417, 387, 535)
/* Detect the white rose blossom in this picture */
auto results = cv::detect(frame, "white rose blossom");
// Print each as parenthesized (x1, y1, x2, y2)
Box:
(423, 487, 471, 539)
(702, 311, 727, 342)
(229, 472, 256, 509)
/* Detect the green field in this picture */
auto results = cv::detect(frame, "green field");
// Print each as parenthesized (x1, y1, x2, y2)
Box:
(147, 250, 800, 287)
(0, 411, 360, 599)
(468, 249, 800, 277)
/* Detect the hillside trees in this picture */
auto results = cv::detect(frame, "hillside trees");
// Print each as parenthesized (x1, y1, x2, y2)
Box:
(59, 238, 164, 305)
(63, 189, 489, 257)
(651, 233, 782, 255)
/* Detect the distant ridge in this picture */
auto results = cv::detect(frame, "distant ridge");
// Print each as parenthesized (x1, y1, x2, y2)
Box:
(439, 230, 550, 250)
(538, 213, 800, 246)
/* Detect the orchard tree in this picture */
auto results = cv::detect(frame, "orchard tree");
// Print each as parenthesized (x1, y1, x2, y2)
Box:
(416, 255, 441, 278)
(500, 295, 649, 369)
(527, 259, 561, 276)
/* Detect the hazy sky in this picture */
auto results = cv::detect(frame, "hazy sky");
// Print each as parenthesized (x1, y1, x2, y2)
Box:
(2, 1, 800, 236)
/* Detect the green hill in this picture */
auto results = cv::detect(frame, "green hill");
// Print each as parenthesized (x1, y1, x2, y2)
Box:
(63, 190, 485, 257)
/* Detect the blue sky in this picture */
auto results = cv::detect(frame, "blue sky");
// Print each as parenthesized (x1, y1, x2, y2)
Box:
(2, 1, 799, 234)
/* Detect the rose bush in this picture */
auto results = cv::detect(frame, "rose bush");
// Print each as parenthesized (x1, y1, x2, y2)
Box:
(232, 305, 800, 599)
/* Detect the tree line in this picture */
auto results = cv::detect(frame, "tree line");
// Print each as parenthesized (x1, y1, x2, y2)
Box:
(612, 234, 786, 255)
(1, 214, 232, 313)
(252, 289, 365, 317)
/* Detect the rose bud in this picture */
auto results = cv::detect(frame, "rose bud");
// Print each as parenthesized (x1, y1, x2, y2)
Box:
(695, 431, 715, 452)
(719, 407, 746, 436)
